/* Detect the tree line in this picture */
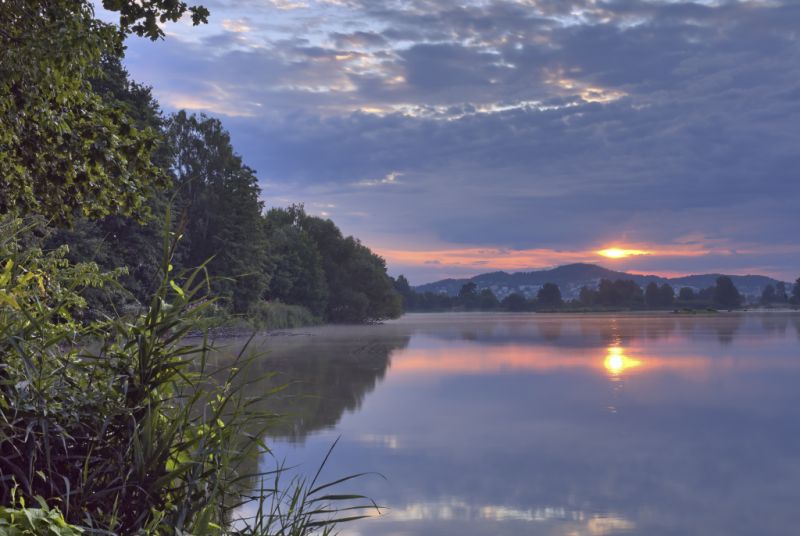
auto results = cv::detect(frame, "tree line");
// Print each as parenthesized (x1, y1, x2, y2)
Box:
(5, 56, 401, 324)
(394, 275, 800, 312)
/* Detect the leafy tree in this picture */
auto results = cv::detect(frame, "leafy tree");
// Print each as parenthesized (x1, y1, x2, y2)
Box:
(263, 211, 328, 317)
(501, 292, 528, 312)
(596, 279, 643, 307)
(167, 111, 269, 313)
(761, 284, 777, 305)
(272, 206, 401, 322)
(775, 282, 788, 303)
(644, 282, 661, 308)
(713, 276, 742, 309)
(0, 1, 206, 226)
(659, 283, 674, 307)
(678, 287, 695, 301)
(537, 283, 562, 308)
(478, 288, 500, 310)
(393, 275, 417, 310)
(579, 285, 596, 306)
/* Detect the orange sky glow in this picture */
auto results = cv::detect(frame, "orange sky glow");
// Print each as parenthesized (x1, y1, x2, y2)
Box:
(373, 242, 717, 277)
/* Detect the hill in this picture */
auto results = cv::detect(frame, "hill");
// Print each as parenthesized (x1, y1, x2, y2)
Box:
(414, 263, 785, 300)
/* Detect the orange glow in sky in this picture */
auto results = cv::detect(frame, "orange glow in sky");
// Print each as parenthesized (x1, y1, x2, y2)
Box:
(597, 247, 650, 259)
(374, 242, 716, 278)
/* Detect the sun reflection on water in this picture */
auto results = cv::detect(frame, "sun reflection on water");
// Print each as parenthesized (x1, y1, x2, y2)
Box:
(603, 346, 642, 377)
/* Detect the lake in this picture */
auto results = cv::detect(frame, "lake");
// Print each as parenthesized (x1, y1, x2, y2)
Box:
(223, 312, 800, 536)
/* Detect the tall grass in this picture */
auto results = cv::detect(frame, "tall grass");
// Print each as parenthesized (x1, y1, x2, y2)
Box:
(0, 216, 377, 535)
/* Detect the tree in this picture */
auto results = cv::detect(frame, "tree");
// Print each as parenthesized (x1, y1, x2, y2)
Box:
(659, 284, 674, 307)
(393, 275, 416, 310)
(678, 287, 695, 301)
(501, 293, 528, 312)
(791, 278, 800, 305)
(644, 282, 661, 308)
(713, 276, 742, 309)
(0, 1, 207, 226)
(458, 282, 479, 309)
(760, 284, 777, 305)
(596, 279, 643, 307)
(168, 112, 269, 313)
(272, 206, 401, 322)
(537, 283, 562, 308)
(776, 282, 788, 303)
(579, 285, 596, 306)
(478, 288, 499, 310)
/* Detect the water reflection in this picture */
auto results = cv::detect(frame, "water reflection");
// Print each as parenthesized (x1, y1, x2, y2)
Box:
(224, 313, 800, 536)
(603, 346, 641, 378)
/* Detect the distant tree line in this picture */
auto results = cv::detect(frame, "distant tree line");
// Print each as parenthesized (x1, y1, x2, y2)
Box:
(393, 275, 800, 313)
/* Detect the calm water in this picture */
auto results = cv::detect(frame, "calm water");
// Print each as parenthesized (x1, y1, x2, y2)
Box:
(224, 313, 800, 536)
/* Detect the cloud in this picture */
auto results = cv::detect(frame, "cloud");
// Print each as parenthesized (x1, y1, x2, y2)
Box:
(355, 171, 403, 187)
(121, 0, 800, 282)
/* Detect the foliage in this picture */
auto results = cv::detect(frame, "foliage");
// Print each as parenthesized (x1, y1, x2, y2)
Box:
(501, 293, 528, 312)
(247, 301, 319, 331)
(536, 283, 563, 308)
(713, 276, 742, 309)
(644, 282, 674, 308)
(266, 206, 401, 323)
(0, 1, 170, 227)
(0, 219, 374, 534)
(0, 493, 83, 536)
(167, 112, 270, 314)
(791, 278, 800, 305)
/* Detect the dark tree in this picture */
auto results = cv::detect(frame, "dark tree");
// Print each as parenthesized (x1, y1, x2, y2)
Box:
(644, 282, 661, 308)
(393, 275, 416, 310)
(458, 282, 479, 309)
(760, 284, 777, 305)
(659, 284, 675, 307)
(678, 287, 695, 301)
(713, 276, 742, 309)
(791, 278, 800, 305)
(775, 282, 788, 303)
(537, 283, 562, 308)
(478, 289, 500, 310)
(168, 111, 269, 313)
(458, 282, 478, 299)
(578, 285, 596, 306)
(501, 293, 529, 312)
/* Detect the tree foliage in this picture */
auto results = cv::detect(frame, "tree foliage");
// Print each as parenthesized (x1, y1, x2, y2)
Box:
(0, 1, 195, 226)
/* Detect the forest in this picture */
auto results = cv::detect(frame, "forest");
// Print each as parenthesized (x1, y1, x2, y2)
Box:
(395, 275, 800, 312)
(4, 40, 401, 328)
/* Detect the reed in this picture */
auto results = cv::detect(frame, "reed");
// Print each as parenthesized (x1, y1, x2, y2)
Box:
(0, 216, 376, 535)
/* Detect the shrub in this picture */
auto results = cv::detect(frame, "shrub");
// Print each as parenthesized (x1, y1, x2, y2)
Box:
(0, 216, 376, 535)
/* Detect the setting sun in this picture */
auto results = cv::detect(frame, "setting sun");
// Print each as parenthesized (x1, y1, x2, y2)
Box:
(597, 248, 649, 259)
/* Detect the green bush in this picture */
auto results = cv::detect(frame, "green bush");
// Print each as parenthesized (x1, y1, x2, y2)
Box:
(0, 494, 83, 536)
(0, 216, 376, 535)
(247, 301, 319, 331)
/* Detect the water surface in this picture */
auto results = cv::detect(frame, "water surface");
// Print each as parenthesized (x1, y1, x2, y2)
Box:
(226, 313, 800, 535)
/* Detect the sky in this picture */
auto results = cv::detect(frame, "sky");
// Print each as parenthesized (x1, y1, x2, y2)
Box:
(110, 0, 800, 284)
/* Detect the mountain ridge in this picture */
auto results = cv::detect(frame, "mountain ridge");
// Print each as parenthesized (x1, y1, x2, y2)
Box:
(414, 263, 786, 300)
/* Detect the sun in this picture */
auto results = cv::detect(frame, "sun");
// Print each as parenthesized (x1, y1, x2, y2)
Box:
(597, 247, 649, 259)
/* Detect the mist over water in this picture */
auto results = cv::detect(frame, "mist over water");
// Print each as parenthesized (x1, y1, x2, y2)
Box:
(225, 313, 800, 536)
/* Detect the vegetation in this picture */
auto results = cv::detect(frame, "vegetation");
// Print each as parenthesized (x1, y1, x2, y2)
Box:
(395, 274, 796, 313)
(1, 1, 393, 534)
(0, 219, 377, 534)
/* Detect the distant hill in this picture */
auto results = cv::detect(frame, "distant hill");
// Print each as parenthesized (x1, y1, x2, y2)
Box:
(414, 263, 786, 300)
